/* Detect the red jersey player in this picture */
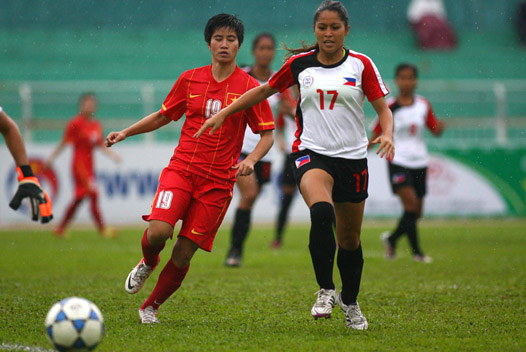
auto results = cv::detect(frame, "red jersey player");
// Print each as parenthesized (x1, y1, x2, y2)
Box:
(105, 14, 274, 324)
(46, 93, 121, 237)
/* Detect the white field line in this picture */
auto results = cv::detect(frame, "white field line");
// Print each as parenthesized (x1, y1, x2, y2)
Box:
(0, 343, 55, 352)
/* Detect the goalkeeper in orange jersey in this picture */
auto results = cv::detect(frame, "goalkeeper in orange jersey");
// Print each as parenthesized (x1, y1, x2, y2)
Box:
(0, 105, 53, 223)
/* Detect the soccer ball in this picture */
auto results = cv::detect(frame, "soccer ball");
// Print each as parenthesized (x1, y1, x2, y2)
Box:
(45, 297, 104, 351)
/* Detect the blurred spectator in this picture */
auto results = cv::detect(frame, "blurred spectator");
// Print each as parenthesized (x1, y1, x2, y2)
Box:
(407, 0, 457, 50)
(519, 0, 526, 47)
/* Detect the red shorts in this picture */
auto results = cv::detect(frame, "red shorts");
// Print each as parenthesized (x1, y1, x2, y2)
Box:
(143, 168, 234, 252)
(73, 174, 97, 198)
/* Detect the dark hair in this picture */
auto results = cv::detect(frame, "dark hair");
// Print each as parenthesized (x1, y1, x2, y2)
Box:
(78, 92, 96, 105)
(395, 63, 419, 78)
(252, 32, 275, 51)
(204, 14, 244, 46)
(284, 0, 349, 59)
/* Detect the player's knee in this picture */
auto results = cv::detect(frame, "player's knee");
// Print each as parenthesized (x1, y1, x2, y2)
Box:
(172, 237, 197, 267)
(310, 202, 335, 227)
(147, 221, 173, 245)
(239, 189, 259, 207)
(338, 235, 360, 251)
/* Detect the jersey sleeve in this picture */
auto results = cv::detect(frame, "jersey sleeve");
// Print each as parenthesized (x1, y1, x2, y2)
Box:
(160, 72, 188, 121)
(63, 119, 77, 143)
(361, 58, 389, 102)
(269, 57, 295, 93)
(424, 99, 440, 132)
(244, 79, 275, 134)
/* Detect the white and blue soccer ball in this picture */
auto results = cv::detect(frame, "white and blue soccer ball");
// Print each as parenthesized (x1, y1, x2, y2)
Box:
(45, 297, 104, 351)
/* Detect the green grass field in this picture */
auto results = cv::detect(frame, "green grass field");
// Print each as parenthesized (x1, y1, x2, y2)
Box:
(0, 219, 525, 352)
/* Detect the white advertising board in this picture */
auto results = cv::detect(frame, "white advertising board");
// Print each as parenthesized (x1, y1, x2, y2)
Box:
(0, 144, 507, 227)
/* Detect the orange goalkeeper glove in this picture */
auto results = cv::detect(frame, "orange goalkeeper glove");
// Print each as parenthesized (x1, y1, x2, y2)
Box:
(9, 165, 54, 223)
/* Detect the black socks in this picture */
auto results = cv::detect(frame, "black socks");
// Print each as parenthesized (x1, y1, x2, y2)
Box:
(309, 202, 336, 289)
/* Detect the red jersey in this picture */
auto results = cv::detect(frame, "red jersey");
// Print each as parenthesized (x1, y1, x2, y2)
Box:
(160, 65, 274, 183)
(64, 114, 103, 178)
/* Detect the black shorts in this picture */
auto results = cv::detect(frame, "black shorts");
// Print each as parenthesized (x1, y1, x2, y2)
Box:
(388, 163, 427, 198)
(291, 149, 368, 203)
(281, 153, 296, 188)
(239, 153, 272, 186)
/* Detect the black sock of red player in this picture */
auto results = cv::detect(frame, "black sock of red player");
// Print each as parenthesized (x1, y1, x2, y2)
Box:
(309, 202, 336, 290)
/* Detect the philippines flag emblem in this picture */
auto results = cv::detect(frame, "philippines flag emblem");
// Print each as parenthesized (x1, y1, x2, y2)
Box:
(392, 173, 406, 184)
(344, 77, 356, 86)
(295, 155, 311, 168)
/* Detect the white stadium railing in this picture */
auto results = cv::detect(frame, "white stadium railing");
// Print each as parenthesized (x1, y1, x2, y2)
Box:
(1, 79, 525, 148)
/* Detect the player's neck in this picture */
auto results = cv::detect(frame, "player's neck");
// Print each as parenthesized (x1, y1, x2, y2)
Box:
(251, 65, 271, 82)
(211, 60, 237, 82)
(79, 112, 93, 119)
(398, 93, 414, 106)
(317, 47, 345, 65)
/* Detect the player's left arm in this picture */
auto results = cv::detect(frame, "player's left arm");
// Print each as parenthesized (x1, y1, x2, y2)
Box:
(233, 130, 274, 177)
(369, 97, 394, 160)
(425, 102, 445, 137)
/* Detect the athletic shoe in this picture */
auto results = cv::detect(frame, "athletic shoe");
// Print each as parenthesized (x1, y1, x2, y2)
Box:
(139, 306, 159, 324)
(225, 248, 242, 267)
(337, 293, 368, 330)
(311, 288, 337, 319)
(270, 240, 282, 249)
(125, 257, 158, 294)
(53, 227, 66, 238)
(413, 254, 433, 263)
(381, 231, 395, 260)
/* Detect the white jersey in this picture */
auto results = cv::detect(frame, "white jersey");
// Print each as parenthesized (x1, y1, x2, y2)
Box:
(277, 113, 297, 154)
(240, 68, 280, 162)
(371, 95, 439, 168)
(269, 48, 389, 160)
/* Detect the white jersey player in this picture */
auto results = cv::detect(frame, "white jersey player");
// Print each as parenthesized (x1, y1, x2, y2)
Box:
(195, 0, 395, 330)
(370, 63, 445, 263)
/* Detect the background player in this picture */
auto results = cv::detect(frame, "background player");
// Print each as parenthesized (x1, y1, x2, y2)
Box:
(45, 93, 120, 238)
(369, 63, 445, 263)
(195, 0, 394, 330)
(271, 87, 298, 249)
(225, 32, 296, 266)
(105, 14, 274, 324)
(1, 106, 53, 223)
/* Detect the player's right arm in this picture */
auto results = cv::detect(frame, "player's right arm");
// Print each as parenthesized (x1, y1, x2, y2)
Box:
(105, 111, 171, 147)
(45, 139, 68, 169)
